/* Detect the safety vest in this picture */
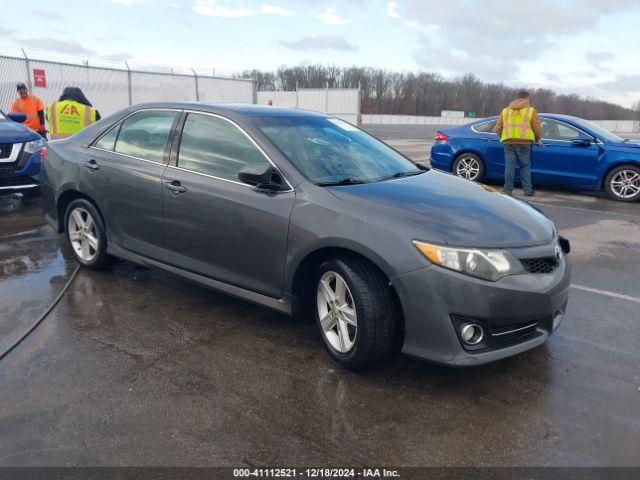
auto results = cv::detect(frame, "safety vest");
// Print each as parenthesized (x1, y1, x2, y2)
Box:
(47, 100, 96, 139)
(500, 106, 535, 142)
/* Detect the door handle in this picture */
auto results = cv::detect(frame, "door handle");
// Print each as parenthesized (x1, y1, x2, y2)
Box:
(163, 180, 187, 194)
(483, 138, 499, 142)
(84, 159, 100, 171)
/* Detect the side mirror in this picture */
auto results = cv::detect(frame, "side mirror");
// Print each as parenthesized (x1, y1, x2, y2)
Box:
(7, 112, 27, 123)
(571, 135, 592, 146)
(238, 163, 283, 191)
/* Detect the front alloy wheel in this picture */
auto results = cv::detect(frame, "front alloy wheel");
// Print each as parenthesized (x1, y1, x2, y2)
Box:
(317, 271, 358, 353)
(605, 165, 640, 202)
(312, 256, 401, 368)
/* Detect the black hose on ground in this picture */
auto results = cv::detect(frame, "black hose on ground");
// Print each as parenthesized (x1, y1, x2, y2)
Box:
(0, 265, 80, 361)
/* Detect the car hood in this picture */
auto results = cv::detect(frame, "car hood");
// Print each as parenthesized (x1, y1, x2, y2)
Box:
(327, 170, 555, 248)
(0, 120, 39, 143)
(607, 139, 640, 149)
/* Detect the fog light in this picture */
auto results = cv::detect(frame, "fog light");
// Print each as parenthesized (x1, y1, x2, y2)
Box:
(460, 323, 484, 345)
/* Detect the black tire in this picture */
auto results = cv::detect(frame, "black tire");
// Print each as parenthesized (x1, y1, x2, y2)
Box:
(313, 255, 401, 369)
(64, 198, 114, 269)
(604, 165, 640, 202)
(452, 153, 485, 182)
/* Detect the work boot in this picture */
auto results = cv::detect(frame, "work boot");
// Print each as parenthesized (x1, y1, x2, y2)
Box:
(524, 191, 535, 197)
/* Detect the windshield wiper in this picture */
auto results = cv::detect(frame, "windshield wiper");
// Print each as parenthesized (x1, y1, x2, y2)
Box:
(378, 170, 425, 181)
(317, 177, 367, 186)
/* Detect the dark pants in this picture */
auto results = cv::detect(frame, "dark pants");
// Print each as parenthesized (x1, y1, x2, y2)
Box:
(504, 143, 533, 195)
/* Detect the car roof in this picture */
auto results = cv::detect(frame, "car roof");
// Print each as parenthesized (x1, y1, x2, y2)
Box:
(471, 113, 584, 124)
(126, 102, 330, 118)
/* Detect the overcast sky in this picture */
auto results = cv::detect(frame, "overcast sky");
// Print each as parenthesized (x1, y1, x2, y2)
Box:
(1, 0, 639, 107)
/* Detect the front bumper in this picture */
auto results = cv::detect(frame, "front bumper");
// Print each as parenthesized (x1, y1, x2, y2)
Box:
(0, 149, 41, 192)
(391, 256, 571, 366)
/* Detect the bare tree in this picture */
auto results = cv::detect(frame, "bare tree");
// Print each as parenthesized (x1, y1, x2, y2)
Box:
(241, 65, 636, 120)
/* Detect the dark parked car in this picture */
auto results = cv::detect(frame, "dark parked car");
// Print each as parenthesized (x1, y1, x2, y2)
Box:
(431, 114, 640, 202)
(0, 109, 46, 195)
(42, 103, 571, 368)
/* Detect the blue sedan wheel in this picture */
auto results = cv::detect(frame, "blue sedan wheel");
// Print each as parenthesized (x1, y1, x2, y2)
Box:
(604, 165, 640, 202)
(453, 153, 485, 182)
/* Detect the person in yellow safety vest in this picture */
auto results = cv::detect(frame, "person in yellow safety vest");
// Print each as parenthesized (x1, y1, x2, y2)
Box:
(495, 90, 543, 197)
(46, 87, 100, 139)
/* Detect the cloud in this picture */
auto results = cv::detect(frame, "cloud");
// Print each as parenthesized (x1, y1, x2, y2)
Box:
(0, 26, 16, 36)
(260, 4, 295, 16)
(312, 6, 351, 25)
(280, 35, 358, 51)
(106, 0, 144, 5)
(99, 52, 133, 61)
(20, 38, 96, 56)
(386, 1, 400, 18)
(597, 75, 640, 93)
(585, 51, 615, 68)
(194, 0, 295, 17)
(32, 9, 63, 20)
(390, 0, 640, 81)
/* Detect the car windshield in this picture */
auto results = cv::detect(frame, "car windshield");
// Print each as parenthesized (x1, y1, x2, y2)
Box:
(253, 115, 421, 185)
(573, 118, 625, 142)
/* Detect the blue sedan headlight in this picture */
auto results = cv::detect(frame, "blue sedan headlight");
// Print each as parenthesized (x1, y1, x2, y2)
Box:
(24, 138, 46, 154)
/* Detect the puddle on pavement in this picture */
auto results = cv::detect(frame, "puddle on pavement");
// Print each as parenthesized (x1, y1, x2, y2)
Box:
(0, 195, 76, 355)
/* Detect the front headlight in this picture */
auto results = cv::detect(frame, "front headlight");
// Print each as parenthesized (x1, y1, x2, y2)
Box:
(24, 138, 46, 154)
(413, 241, 524, 281)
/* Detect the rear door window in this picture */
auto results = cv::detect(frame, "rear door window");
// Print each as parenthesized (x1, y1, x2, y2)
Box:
(177, 112, 270, 182)
(472, 121, 496, 133)
(114, 110, 177, 163)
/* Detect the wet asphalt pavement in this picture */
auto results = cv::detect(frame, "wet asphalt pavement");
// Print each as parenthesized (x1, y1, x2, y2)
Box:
(1, 143, 639, 467)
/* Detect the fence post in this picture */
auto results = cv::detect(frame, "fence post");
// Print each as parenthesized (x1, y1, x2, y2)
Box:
(21, 48, 33, 91)
(357, 84, 362, 125)
(325, 83, 329, 113)
(125, 61, 132, 106)
(191, 68, 200, 101)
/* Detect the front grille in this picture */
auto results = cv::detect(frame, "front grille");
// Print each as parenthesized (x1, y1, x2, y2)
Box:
(0, 143, 12, 159)
(521, 257, 558, 274)
(0, 175, 37, 187)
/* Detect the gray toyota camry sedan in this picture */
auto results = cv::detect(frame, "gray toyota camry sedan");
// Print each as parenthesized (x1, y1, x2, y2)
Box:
(41, 103, 571, 368)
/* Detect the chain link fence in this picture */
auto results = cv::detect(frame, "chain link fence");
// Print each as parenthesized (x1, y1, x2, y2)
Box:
(0, 47, 255, 118)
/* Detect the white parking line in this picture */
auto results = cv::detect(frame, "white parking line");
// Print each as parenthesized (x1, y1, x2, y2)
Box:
(530, 202, 640, 220)
(572, 284, 640, 304)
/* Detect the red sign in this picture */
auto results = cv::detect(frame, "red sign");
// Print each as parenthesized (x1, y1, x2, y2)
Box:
(33, 69, 46, 88)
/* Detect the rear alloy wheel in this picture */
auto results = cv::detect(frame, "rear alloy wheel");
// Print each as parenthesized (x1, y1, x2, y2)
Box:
(604, 165, 640, 202)
(65, 199, 114, 269)
(453, 153, 485, 182)
(313, 256, 401, 368)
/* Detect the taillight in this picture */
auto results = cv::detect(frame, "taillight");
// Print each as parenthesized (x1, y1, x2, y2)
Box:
(40, 147, 47, 161)
(435, 131, 448, 141)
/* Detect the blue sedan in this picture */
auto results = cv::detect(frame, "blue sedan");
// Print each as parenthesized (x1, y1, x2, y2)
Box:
(430, 114, 640, 202)
(0, 109, 46, 195)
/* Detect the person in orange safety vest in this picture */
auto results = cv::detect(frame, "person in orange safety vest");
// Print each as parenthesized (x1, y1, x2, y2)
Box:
(10, 83, 46, 136)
